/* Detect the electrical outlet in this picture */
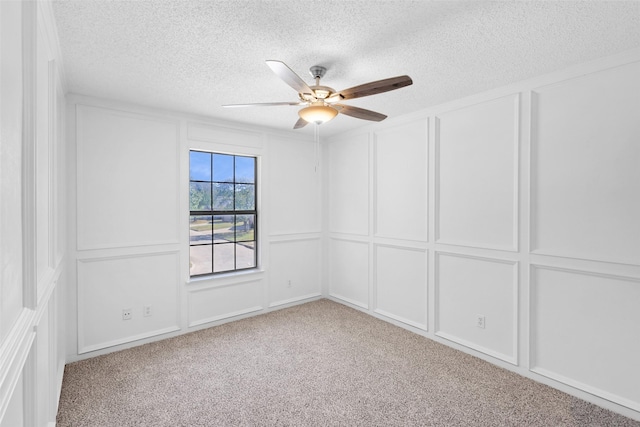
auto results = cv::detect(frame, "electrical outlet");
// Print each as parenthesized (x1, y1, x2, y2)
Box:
(143, 305, 152, 317)
(122, 308, 132, 320)
(476, 315, 486, 329)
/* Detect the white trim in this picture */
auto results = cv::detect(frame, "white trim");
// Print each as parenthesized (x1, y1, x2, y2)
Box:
(0, 309, 35, 422)
(372, 242, 429, 331)
(186, 269, 266, 288)
(79, 326, 181, 355)
(328, 234, 370, 244)
(435, 331, 517, 366)
(37, 0, 67, 92)
(21, 0, 37, 311)
(372, 238, 428, 251)
(528, 264, 640, 411)
(76, 251, 181, 354)
(74, 104, 182, 251)
(434, 251, 519, 365)
(328, 293, 368, 309)
(372, 117, 430, 244)
(268, 293, 322, 308)
(268, 233, 321, 243)
(187, 306, 263, 329)
(374, 309, 427, 331)
(434, 93, 520, 253)
(66, 92, 307, 141)
(527, 61, 640, 267)
(531, 367, 640, 413)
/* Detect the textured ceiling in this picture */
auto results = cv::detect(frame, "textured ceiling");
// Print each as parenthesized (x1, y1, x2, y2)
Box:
(52, 0, 640, 138)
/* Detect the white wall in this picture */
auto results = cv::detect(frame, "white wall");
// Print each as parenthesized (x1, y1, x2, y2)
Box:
(325, 50, 640, 421)
(0, 1, 67, 425)
(3, 2, 637, 423)
(65, 96, 323, 360)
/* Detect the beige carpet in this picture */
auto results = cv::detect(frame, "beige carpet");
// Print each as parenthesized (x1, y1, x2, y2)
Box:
(57, 299, 639, 426)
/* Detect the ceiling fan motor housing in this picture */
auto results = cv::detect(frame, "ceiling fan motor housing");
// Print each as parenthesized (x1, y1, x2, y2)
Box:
(309, 65, 327, 79)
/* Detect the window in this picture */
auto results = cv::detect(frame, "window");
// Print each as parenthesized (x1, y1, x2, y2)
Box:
(189, 151, 257, 276)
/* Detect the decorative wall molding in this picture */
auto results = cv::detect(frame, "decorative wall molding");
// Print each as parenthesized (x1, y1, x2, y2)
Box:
(373, 309, 427, 331)
(79, 326, 182, 355)
(328, 234, 370, 244)
(531, 366, 640, 413)
(0, 309, 35, 422)
(268, 293, 322, 308)
(373, 243, 428, 330)
(187, 121, 264, 149)
(434, 251, 519, 365)
(186, 269, 266, 288)
(187, 279, 264, 328)
(528, 61, 640, 267)
(188, 307, 263, 329)
(328, 132, 370, 236)
(21, 0, 38, 311)
(268, 233, 322, 243)
(434, 94, 520, 253)
(529, 264, 640, 411)
(76, 251, 181, 354)
(186, 276, 264, 292)
(372, 238, 428, 251)
(75, 104, 181, 251)
(76, 249, 180, 264)
(328, 293, 368, 310)
(329, 238, 370, 309)
(372, 118, 429, 243)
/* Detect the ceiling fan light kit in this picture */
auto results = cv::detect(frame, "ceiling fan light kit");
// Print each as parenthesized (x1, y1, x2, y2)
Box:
(223, 60, 413, 129)
(298, 102, 339, 124)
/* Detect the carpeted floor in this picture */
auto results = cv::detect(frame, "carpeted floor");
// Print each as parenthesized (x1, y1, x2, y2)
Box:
(57, 299, 639, 426)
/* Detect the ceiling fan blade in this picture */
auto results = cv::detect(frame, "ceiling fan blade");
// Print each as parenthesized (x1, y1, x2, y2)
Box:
(338, 75, 413, 100)
(293, 118, 308, 129)
(222, 101, 303, 108)
(266, 60, 315, 96)
(336, 104, 387, 122)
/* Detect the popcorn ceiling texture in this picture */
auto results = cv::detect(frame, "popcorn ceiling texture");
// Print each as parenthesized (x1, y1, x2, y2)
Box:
(52, 0, 640, 137)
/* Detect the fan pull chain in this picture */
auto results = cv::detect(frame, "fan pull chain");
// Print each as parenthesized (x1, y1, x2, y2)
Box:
(314, 123, 320, 173)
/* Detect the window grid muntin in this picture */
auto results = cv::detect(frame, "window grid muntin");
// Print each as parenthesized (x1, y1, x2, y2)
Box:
(189, 150, 257, 276)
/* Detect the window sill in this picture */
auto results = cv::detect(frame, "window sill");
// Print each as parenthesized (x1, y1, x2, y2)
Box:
(186, 268, 265, 285)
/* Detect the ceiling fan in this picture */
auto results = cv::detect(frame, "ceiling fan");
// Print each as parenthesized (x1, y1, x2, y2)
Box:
(223, 60, 413, 129)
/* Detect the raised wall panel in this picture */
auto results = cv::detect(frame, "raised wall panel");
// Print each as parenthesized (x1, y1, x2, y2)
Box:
(328, 134, 369, 236)
(531, 266, 640, 411)
(35, 27, 51, 282)
(436, 252, 518, 364)
(329, 239, 369, 308)
(0, 0, 24, 342)
(374, 245, 427, 329)
(436, 94, 519, 251)
(188, 280, 263, 327)
(77, 252, 180, 353)
(0, 372, 23, 427)
(76, 105, 180, 250)
(55, 81, 65, 265)
(188, 122, 263, 149)
(531, 62, 640, 265)
(36, 304, 50, 426)
(374, 120, 428, 241)
(268, 135, 320, 235)
(269, 239, 321, 307)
